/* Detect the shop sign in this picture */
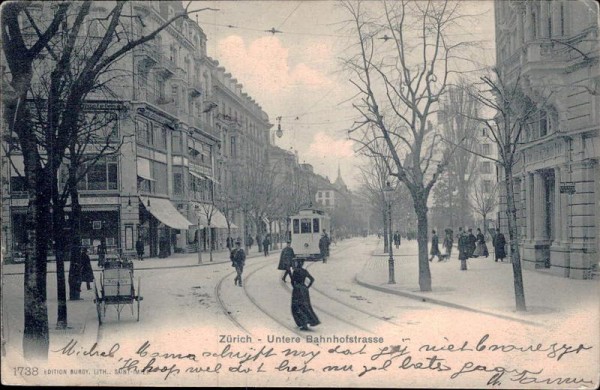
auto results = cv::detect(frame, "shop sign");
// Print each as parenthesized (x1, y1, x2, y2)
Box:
(560, 182, 576, 194)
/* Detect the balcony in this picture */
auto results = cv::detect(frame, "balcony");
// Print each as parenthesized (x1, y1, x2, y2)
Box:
(146, 92, 178, 117)
(155, 56, 176, 78)
(135, 43, 160, 68)
(188, 79, 202, 97)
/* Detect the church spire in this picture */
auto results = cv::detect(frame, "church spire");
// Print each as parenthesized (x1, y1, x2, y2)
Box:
(334, 163, 347, 190)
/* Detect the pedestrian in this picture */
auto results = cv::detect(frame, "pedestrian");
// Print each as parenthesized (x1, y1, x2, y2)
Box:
(263, 235, 271, 256)
(474, 228, 489, 258)
(457, 227, 469, 270)
(79, 247, 95, 291)
(135, 237, 144, 261)
(443, 228, 453, 259)
(290, 259, 320, 331)
(319, 230, 330, 263)
(429, 229, 442, 262)
(231, 240, 246, 286)
(493, 228, 507, 262)
(278, 240, 295, 282)
(97, 239, 107, 267)
(393, 230, 401, 249)
(256, 234, 262, 253)
(467, 228, 477, 258)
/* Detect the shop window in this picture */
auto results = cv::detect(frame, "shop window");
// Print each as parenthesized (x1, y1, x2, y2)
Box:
(10, 176, 27, 193)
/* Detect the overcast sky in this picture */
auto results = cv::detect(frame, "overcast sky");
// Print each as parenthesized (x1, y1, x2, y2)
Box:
(191, 1, 496, 190)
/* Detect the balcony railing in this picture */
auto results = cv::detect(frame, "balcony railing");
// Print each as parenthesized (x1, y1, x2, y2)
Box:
(156, 56, 176, 77)
(135, 43, 160, 68)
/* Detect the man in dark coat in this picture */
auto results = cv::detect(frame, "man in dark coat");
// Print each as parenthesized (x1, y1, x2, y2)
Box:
(319, 231, 330, 263)
(429, 229, 442, 262)
(98, 239, 107, 267)
(467, 228, 477, 258)
(493, 228, 507, 262)
(79, 247, 95, 291)
(136, 237, 144, 261)
(278, 240, 295, 282)
(458, 228, 469, 270)
(263, 235, 271, 257)
(231, 240, 246, 286)
(393, 231, 401, 249)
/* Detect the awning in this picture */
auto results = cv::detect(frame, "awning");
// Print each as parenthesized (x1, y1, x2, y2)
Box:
(192, 202, 237, 229)
(140, 196, 192, 229)
(137, 158, 155, 181)
(8, 155, 24, 176)
(189, 171, 207, 180)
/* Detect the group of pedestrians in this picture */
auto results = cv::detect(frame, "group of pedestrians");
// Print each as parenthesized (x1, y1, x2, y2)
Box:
(428, 227, 508, 271)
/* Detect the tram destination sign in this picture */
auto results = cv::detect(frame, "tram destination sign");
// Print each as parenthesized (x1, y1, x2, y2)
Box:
(560, 182, 576, 194)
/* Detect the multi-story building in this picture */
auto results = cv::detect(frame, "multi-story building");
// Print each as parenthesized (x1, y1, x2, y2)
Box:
(1, 1, 271, 260)
(495, 0, 599, 278)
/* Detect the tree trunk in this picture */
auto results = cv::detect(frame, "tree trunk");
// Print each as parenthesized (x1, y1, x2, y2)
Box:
(23, 167, 50, 360)
(51, 196, 68, 329)
(68, 183, 82, 301)
(208, 223, 213, 262)
(504, 166, 526, 311)
(415, 196, 432, 292)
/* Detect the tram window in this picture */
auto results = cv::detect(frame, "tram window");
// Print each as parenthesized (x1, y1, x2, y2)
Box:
(301, 218, 312, 233)
(293, 219, 300, 234)
(313, 218, 320, 233)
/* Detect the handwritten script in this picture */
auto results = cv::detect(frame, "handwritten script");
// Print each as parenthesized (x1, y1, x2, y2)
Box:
(48, 333, 594, 387)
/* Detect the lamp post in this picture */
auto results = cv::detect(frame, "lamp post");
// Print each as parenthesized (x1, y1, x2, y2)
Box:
(195, 204, 203, 264)
(383, 181, 396, 284)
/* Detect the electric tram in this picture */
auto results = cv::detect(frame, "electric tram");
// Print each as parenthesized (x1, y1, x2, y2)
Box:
(289, 207, 331, 261)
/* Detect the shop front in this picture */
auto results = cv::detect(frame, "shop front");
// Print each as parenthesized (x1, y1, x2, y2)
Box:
(139, 196, 192, 258)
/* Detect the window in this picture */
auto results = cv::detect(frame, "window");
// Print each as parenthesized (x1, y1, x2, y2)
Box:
(230, 136, 236, 157)
(300, 218, 312, 234)
(482, 144, 491, 156)
(75, 157, 118, 191)
(317, 191, 322, 198)
(481, 161, 492, 174)
(153, 161, 168, 195)
(532, 10, 538, 38)
(539, 110, 548, 137)
(313, 218, 320, 233)
(483, 180, 492, 193)
(325, 191, 330, 198)
(560, 3, 565, 36)
(293, 219, 300, 234)
(173, 166, 183, 195)
(154, 125, 167, 150)
(325, 199, 330, 206)
(137, 120, 152, 145)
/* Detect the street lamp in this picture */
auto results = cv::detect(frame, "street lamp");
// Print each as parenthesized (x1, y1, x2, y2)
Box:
(383, 181, 396, 284)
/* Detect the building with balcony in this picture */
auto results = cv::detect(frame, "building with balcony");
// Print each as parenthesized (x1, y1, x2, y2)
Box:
(495, 0, 599, 278)
(1, 1, 272, 261)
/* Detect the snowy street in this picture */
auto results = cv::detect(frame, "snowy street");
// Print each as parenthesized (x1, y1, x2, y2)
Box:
(4, 236, 596, 387)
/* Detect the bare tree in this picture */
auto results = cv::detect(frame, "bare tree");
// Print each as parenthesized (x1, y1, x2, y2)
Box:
(439, 82, 481, 228)
(1, 1, 216, 359)
(342, 0, 479, 291)
(467, 68, 549, 311)
(470, 180, 499, 238)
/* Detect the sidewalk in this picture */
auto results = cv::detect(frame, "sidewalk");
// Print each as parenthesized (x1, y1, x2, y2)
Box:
(356, 239, 600, 327)
(1, 247, 268, 363)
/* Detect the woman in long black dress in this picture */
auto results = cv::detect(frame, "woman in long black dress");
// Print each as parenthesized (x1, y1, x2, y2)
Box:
(291, 260, 320, 330)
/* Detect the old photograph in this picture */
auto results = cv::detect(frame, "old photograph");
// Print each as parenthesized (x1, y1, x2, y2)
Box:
(1, 0, 599, 387)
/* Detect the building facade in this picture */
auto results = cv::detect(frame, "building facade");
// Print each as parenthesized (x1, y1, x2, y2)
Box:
(1, 1, 271, 260)
(495, 0, 599, 278)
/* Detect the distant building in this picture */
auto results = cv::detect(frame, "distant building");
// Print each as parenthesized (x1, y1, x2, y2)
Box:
(495, 0, 599, 278)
